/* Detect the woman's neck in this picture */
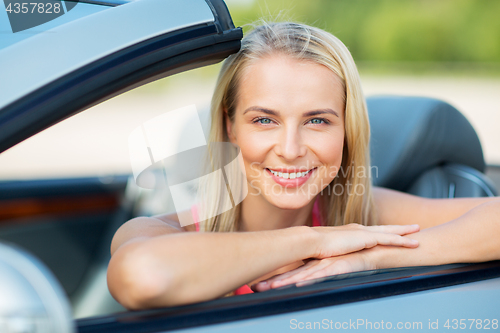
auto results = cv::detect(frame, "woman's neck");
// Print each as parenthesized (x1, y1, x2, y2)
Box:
(238, 193, 316, 232)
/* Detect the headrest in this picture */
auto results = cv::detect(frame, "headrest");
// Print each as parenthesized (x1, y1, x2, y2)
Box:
(367, 96, 485, 191)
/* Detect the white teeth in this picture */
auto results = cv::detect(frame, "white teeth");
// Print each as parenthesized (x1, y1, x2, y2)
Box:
(269, 169, 314, 179)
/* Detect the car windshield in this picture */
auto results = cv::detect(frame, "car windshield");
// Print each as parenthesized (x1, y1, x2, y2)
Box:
(0, 1, 110, 50)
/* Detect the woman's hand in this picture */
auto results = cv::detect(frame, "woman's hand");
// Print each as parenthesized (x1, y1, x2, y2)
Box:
(252, 251, 371, 292)
(250, 224, 419, 292)
(310, 223, 420, 259)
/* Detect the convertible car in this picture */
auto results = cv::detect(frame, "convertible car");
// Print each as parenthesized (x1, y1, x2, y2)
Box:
(0, 0, 499, 332)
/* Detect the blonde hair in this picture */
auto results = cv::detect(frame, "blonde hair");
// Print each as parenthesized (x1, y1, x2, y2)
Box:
(199, 20, 377, 232)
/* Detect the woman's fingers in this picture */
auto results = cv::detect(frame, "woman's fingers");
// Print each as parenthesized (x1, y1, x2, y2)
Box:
(364, 224, 420, 235)
(252, 260, 321, 291)
(342, 232, 418, 254)
(253, 257, 363, 291)
(294, 259, 359, 286)
(268, 260, 329, 288)
(368, 232, 419, 248)
(334, 223, 420, 235)
(313, 225, 420, 259)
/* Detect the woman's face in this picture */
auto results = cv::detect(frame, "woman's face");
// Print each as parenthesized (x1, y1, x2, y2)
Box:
(226, 54, 346, 210)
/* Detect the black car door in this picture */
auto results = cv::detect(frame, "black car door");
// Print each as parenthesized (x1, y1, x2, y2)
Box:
(0, 0, 242, 317)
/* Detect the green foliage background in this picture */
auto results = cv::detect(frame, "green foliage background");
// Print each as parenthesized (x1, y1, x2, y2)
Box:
(227, 0, 500, 65)
(138, 0, 500, 93)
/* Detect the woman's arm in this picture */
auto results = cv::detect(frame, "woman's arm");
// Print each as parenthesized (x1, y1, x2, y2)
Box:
(107, 215, 419, 309)
(371, 199, 500, 267)
(108, 219, 314, 309)
(253, 200, 500, 291)
(374, 187, 500, 229)
(108, 217, 317, 309)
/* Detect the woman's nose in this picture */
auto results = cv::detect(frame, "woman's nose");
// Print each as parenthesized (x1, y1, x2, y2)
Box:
(274, 126, 307, 161)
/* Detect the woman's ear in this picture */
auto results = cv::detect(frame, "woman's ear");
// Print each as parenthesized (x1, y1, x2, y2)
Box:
(225, 109, 237, 145)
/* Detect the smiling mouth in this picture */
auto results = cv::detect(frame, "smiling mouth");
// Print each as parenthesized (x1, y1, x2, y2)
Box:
(265, 168, 317, 180)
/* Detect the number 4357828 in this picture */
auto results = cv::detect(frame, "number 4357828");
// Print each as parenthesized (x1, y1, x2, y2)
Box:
(444, 319, 498, 330)
(5, 2, 62, 14)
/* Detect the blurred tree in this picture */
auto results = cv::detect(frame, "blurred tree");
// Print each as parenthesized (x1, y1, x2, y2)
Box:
(226, 0, 500, 64)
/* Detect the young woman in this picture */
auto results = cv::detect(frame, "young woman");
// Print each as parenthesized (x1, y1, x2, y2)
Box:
(107, 21, 500, 309)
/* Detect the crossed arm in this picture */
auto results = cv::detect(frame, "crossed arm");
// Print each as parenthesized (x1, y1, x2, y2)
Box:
(107, 187, 500, 306)
(107, 205, 419, 309)
(252, 187, 500, 291)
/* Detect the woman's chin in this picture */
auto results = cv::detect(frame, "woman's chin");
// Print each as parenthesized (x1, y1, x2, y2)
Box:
(265, 194, 312, 210)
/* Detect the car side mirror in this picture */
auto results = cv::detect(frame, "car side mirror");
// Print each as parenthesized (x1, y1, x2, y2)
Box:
(0, 242, 74, 333)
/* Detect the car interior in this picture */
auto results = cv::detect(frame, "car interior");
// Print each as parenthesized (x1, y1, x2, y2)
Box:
(368, 95, 498, 198)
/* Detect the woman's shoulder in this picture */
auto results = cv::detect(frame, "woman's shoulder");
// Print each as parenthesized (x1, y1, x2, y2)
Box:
(372, 186, 424, 211)
(152, 210, 198, 232)
(111, 212, 195, 255)
(371, 186, 421, 225)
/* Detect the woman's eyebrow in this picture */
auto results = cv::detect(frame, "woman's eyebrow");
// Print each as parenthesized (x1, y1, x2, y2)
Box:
(243, 106, 278, 115)
(243, 106, 339, 118)
(303, 109, 339, 118)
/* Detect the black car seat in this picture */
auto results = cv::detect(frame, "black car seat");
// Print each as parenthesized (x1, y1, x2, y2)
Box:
(367, 96, 497, 198)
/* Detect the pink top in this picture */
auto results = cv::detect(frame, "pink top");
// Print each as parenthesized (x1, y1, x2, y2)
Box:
(191, 200, 323, 295)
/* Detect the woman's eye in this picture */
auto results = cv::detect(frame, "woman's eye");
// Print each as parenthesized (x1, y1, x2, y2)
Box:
(308, 118, 328, 125)
(254, 117, 273, 124)
(252, 117, 329, 125)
